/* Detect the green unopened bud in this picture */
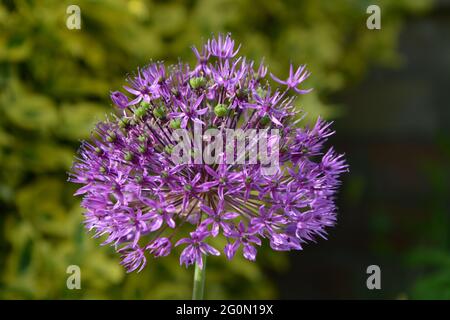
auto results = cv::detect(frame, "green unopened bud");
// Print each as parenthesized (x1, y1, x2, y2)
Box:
(140, 101, 151, 110)
(189, 76, 207, 89)
(236, 88, 249, 100)
(256, 86, 266, 98)
(119, 117, 130, 128)
(135, 175, 143, 183)
(184, 184, 192, 191)
(154, 105, 166, 119)
(138, 134, 147, 143)
(169, 119, 181, 129)
(138, 144, 147, 154)
(164, 145, 173, 154)
(106, 131, 117, 142)
(99, 166, 106, 173)
(260, 115, 270, 126)
(108, 193, 117, 203)
(214, 104, 228, 117)
(94, 147, 102, 154)
(124, 151, 134, 161)
(161, 171, 169, 179)
(135, 106, 147, 118)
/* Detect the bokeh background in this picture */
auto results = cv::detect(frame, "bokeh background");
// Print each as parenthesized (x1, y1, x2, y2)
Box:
(1, 0, 449, 299)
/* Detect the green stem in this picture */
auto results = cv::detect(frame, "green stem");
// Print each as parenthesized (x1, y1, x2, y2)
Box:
(192, 255, 206, 300)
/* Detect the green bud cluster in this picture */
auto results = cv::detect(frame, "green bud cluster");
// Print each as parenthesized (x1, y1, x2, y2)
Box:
(134, 101, 151, 118)
(260, 115, 270, 126)
(164, 145, 173, 154)
(189, 76, 207, 89)
(214, 104, 228, 117)
(106, 131, 117, 142)
(154, 104, 167, 119)
(124, 151, 134, 161)
(169, 118, 181, 129)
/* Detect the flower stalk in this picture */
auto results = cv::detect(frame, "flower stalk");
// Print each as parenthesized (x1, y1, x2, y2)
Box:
(192, 255, 206, 300)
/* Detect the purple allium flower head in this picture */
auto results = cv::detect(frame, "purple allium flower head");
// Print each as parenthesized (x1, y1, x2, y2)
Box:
(69, 33, 348, 272)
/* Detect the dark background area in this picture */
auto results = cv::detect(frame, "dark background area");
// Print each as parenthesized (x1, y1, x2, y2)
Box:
(278, 4, 450, 298)
(1, 0, 448, 299)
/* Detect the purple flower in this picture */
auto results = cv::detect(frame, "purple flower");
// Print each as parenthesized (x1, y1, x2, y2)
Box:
(169, 94, 208, 128)
(123, 63, 165, 106)
(207, 33, 240, 59)
(147, 237, 172, 257)
(118, 245, 146, 273)
(271, 64, 312, 94)
(110, 91, 129, 109)
(191, 43, 211, 75)
(174, 172, 209, 211)
(109, 207, 161, 247)
(250, 206, 286, 237)
(141, 195, 177, 228)
(176, 231, 220, 269)
(204, 163, 239, 200)
(199, 203, 238, 237)
(69, 34, 347, 273)
(224, 222, 261, 261)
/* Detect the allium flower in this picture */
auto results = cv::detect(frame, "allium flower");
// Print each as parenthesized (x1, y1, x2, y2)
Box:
(271, 64, 312, 94)
(69, 33, 348, 273)
(207, 33, 240, 59)
(110, 91, 129, 109)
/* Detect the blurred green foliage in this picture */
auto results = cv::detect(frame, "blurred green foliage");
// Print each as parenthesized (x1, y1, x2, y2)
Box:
(406, 136, 450, 299)
(0, 0, 431, 299)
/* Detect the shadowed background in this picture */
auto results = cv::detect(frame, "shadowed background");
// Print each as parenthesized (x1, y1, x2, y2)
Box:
(1, 0, 449, 299)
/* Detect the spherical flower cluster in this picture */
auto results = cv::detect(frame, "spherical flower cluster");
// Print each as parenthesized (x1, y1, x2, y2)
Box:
(69, 34, 348, 272)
